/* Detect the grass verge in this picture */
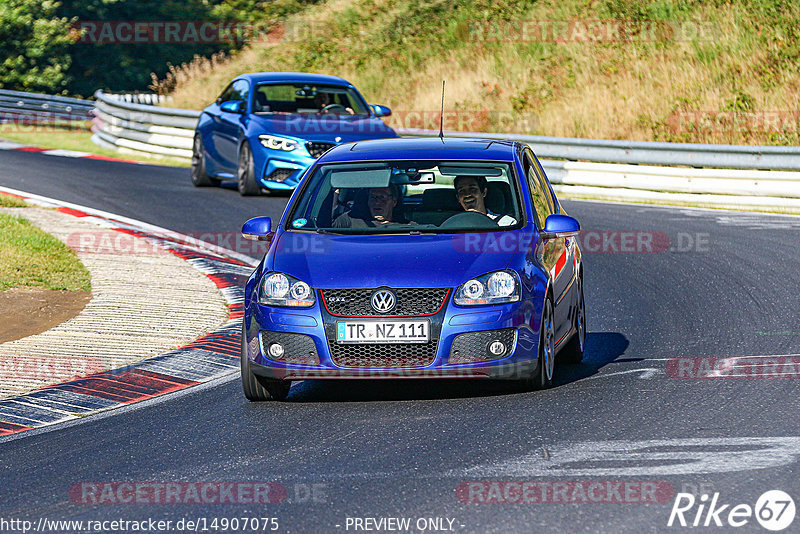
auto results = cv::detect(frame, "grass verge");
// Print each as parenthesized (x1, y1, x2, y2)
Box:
(0, 210, 91, 292)
(0, 193, 28, 208)
(0, 124, 190, 168)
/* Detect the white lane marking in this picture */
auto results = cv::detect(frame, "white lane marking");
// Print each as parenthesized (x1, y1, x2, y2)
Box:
(565, 197, 800, 220)
(0, 185, 258, 267)
(40, 149, 93, 158)
(0, 141, 26, 150)
(451, 437, 800, 477)
(583, 368, 660, 380)
(643, 353, 800, 362)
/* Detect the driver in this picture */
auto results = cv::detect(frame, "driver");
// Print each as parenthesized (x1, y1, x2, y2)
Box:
(454, 175, 517, 226)
(314, 91, 354, 115)
(333, 185, 407, 228)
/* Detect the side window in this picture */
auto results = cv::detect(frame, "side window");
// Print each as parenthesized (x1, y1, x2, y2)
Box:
(231, 80, 249, 103)
(524, 154, 551, 229)
(217, 83, 235, 104)
(532, 155, 559, 214)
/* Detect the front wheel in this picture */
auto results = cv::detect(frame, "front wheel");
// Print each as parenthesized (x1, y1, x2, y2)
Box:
(190, 135, 220, 187)
(237, 142, 261, 196)
(520, 297, 555, 390)
(241, 325, 291, 401)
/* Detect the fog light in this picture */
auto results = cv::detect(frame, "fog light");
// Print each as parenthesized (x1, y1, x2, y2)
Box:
(488, 340, 506, 356)
(268, 343, 285, 359)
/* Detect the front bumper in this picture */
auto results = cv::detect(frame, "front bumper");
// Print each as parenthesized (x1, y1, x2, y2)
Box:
(243, 297, 541, 381)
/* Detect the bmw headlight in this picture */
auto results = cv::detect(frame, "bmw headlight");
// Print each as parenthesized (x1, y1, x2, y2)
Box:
(259, 272, 315, 307)
(259, 135, 297, 151)
(454, 270, 520, 306)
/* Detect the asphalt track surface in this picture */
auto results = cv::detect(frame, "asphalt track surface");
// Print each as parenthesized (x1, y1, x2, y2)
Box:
(2, 149, 800, 533)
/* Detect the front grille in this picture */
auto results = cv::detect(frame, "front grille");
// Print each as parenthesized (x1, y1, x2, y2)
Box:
(306, 142, 335, 158)
(330, 341, 437, 368)
(449, 328, 517, 364)
(321, 288, 449, 317)
(265, 168, 294, 182)
(260, 331, 320, 365)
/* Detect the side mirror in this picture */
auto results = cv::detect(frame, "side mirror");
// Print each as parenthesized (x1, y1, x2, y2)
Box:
(242, 216, 272, 241)
(220, 100, 246, 114)
(370, 104, 392, 117)
(541, 214, 580, 239)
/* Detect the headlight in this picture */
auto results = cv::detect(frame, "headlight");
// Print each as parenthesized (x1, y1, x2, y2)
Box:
(259, 272, 315, 307)
(454, 270, 520, 306)
(259, 135, 297, 151)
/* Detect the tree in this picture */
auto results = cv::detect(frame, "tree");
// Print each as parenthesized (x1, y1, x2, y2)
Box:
(57, 0, 232, 96)
(0, 0, 74, 92)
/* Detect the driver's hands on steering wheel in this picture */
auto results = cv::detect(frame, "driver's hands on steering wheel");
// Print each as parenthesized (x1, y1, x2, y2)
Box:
(320, 103, 353, 114)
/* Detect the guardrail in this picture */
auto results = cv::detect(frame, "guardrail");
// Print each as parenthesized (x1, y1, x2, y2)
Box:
(90, 90, 199, 159)
(0, 89, 94, 123)
(397, 128, 800, 171)
(86, 91, 800, 211)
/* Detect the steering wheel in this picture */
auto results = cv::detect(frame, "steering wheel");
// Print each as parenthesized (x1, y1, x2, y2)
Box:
(321, 103, 348, 114)
(440, 211, 499, 229)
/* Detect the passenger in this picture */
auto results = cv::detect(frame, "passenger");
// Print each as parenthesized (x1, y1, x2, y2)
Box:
(332, 185, 407, 228)
(453, 175, 517, 226)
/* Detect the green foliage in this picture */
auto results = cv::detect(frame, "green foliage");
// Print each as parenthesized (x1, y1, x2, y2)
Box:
(0, 0, 74, 92)
(0, 212, 91, 292)
(57, 0, 232, 96)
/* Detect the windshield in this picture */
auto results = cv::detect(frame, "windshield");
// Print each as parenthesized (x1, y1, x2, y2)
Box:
(286, 160, 524, 234)
(253, 83, 369, 115)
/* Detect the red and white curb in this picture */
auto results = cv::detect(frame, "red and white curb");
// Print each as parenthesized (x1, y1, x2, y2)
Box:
(0, 139, 144, 164)
(0, 187, 258, 438)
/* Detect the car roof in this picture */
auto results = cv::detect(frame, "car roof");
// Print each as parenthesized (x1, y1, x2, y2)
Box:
(317, 137, 519, 163)
(235, 72, 354, 87)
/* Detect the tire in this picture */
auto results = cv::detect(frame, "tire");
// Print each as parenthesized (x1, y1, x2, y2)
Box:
(190, 135, 220, 187)
(241, 325, 291, 401)
(237, 142, 261, 196)
(521, 297, 555, 390)
(560, 271, 586, 364)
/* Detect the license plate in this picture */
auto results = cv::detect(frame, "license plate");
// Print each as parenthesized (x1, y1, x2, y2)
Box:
(336, 320, 430, 344)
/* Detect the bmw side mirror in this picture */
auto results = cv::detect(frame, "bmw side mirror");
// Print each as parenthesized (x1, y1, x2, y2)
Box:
(221, 100, 246, 114)
(371, 104, 392, 117)
(541, 214, 580, 239)
(242, 216, 272, 241)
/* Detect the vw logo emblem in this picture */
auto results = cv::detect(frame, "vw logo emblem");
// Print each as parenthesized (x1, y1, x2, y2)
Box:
(370, 288, 396, 313)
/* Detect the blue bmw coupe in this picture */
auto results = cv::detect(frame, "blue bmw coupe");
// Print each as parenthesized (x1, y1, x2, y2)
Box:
(191, 72, 397, 195)
(240, 137, 585, 400)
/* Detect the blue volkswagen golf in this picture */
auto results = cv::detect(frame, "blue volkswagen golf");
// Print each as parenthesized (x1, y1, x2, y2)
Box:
(240, 137, 585, 400)
(191, 72, 397, 195)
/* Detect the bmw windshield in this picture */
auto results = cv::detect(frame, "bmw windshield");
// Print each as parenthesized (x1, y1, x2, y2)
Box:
(253, 83, 370, 116)
(286, 160, 524, 233)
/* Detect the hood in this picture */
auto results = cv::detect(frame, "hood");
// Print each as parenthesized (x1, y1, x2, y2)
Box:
(248, 113, 397, 143)
(270, 232, 518, 289)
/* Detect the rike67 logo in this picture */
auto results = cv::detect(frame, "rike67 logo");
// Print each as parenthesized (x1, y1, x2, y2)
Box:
(668, 490, 796, 531)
